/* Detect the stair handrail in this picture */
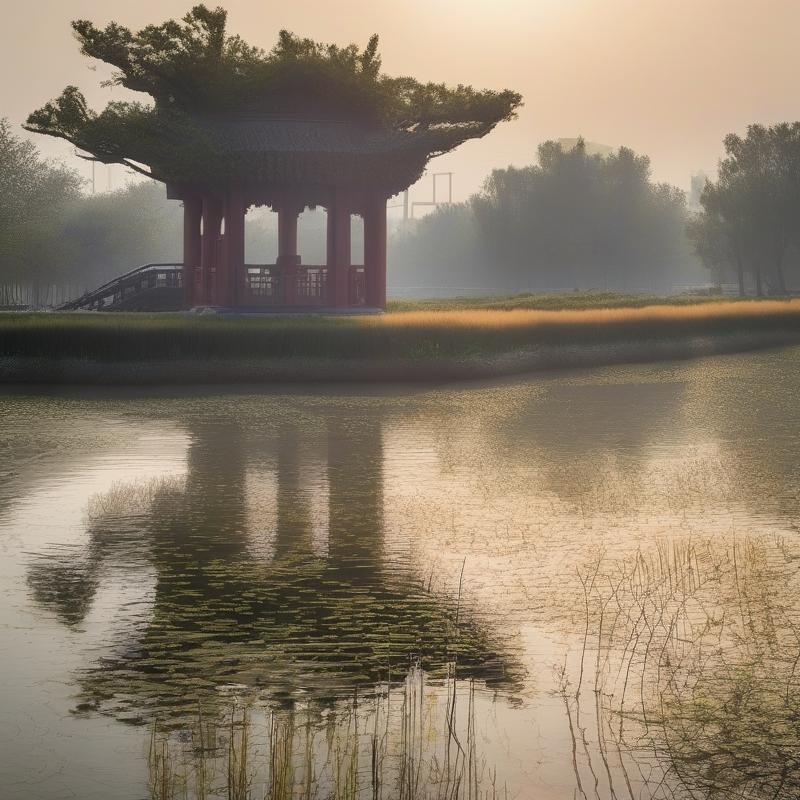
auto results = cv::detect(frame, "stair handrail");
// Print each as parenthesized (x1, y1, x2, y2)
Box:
(59, 262, 184, 309)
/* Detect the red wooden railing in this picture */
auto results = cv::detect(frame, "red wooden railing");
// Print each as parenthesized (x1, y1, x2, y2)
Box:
(241, 265, 365, 307)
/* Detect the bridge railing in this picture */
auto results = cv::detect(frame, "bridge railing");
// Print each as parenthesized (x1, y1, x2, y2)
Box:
(59, 263, 183, 311)
(59, 261, 366, 311)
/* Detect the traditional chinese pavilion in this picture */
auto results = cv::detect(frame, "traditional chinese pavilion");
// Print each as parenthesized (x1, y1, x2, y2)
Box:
(169, 115, 425, 310)
(26, 6, 521, 311)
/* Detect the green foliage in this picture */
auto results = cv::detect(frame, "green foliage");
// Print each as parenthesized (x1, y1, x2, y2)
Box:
(392, 140, 700, 293)
(0, 119, 82, 292)
(0, 123, 186, 296)
(25, 5, 522, 185)
(694, 123, 800, 296)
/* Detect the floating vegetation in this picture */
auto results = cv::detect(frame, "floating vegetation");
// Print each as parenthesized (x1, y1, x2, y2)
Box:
(27, 468, 518, 726)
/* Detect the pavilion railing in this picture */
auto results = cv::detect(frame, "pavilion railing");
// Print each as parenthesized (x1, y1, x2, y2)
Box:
(242, 264, 366, 307)
(244, 265, 281, 301)
(350, 266, 366, 306)
(294, 267, 327, 304)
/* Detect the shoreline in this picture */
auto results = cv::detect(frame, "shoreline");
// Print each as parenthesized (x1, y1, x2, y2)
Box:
(2, 329, 798, 386)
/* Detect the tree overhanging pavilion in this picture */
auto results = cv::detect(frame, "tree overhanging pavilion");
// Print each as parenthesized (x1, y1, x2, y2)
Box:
(26, 5, 521, 310)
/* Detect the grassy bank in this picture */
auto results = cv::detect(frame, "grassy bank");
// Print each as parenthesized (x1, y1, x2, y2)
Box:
(386, 290, 744, 312)
(1, 299, 800, 361)
(2, 297, 800, 383)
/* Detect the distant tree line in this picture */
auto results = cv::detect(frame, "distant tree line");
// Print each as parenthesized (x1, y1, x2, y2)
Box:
(689, 123, 800, 296)
(391, 139, 701, 294)
(0, 119, 184, 306)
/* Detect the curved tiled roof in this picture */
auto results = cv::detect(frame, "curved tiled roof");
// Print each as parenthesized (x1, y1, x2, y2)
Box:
(197, 115, 415, 155)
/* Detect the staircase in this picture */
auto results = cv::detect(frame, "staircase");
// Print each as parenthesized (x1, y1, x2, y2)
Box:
(58, 263, 184, 312)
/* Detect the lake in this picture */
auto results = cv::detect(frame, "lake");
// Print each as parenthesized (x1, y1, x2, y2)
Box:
(2, 347, 800, 799)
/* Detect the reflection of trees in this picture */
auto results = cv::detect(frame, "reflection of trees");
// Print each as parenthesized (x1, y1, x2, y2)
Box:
(680, 353, 800, 518)
(28, 407, 514, 724)
(441, 360, 800, 518)
(494, 379, 688, 503)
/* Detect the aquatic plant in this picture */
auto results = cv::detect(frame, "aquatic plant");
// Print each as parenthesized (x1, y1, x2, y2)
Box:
(145, 665, 506, 800)
(557, 533, 800, 799)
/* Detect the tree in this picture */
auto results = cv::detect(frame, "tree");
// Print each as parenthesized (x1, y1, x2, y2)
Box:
(0, 121, 197, 301)
(696, 123, 800, 296)
(687, 209, 739, 294)
(24, 6, 522, 190)
(470, 140, 697, 292)
(390, 204, 484, 291)
(60, 181, 183, 288)
(0, 119, 82, 303)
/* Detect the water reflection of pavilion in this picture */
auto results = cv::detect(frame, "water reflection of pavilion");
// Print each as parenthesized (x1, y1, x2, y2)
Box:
(28, 407, 514, 723)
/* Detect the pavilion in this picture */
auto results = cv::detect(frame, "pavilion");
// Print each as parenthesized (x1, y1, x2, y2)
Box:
(170, 114, 426, 310)
(26, 6, 521, 312)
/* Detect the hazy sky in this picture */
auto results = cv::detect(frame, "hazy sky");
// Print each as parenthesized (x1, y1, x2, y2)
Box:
(2, 0, 799, 203)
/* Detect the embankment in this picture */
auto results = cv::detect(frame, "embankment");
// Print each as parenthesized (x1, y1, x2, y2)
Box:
(2, 301, 800, 384)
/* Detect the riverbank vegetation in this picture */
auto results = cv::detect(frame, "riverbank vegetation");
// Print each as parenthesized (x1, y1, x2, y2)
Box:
(565, 532, 800, 799)
(2, 299, 800, 364)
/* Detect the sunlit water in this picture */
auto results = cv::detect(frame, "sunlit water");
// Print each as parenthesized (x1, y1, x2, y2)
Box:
(2, 347, 800, 799)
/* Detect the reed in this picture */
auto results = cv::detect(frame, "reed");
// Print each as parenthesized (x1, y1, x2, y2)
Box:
(146, 665, 499, 800)
(559, 532, 800, 799)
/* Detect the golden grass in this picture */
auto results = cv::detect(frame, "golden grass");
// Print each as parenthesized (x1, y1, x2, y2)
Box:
(370, 299, 800, 331)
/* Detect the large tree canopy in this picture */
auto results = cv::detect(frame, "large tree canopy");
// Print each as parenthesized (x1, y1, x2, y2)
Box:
(690, 123, 800, 296)
(25, 5, 522, 191)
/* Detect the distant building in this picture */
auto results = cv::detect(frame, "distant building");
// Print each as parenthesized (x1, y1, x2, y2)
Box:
(557, 138, 615, 157)
(688, 171, 710, 211)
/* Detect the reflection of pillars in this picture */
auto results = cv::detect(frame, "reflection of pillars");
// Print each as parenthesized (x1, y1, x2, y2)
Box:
(277, 205, 301, 305)
(327, 414, 384, 576)
(364, 194, 387, 309)
(220, 187, 245, 308)
(201, 195, 223, 306)
(274, 427, 313, 559)
(182, 423, 249, 558)
(326, 193, 351, 307)
(182, 196, 202, 309)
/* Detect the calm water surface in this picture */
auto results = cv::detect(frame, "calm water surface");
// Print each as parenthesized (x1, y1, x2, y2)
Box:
(3, 348, 800, 799)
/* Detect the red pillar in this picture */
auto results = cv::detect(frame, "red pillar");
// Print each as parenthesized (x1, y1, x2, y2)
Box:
(221, 187, 245, 307)
(200, 195, 223, 306)
(364, 194, 387, 309)
(277, 205, 301, 305)
(326, 194, 351, 307)
(182, 196, 202, 309)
